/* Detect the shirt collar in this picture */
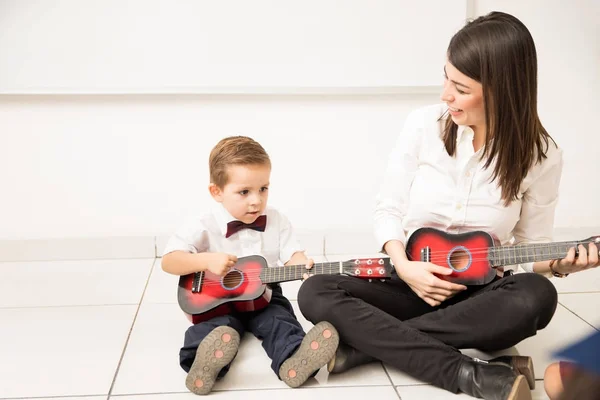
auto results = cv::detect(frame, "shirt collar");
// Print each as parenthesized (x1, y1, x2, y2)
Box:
(456, 124, 475, 144)
(212, 203, 237, 236)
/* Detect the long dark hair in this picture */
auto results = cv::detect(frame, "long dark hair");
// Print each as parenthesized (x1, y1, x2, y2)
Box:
(442, 11, 555, 205)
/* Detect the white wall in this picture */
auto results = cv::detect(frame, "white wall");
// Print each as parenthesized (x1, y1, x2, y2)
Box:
(0, 0, 598, 242)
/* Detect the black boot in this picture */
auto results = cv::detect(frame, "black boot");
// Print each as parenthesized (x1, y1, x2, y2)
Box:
(457, 358, 532, 400)
(327, 342, 376, 374)
(485, 356, 535, 390)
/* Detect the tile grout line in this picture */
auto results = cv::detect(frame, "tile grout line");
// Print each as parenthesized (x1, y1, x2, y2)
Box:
(558, 302, 600, 332)
(0, 395, 107, 400)
(106, 258, 158, 400)
(107, 384, 399, 397)
(381, 363, 403, 400)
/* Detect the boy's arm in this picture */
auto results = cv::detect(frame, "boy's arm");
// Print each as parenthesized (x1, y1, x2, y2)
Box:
(162, 251, 237, 276)
(161, 217, 236, 277)
(284, 250, 311, 266)
(284, 250, 314, 280)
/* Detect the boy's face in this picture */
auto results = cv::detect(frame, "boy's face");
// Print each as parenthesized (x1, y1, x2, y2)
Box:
(210, 164, 271, 224)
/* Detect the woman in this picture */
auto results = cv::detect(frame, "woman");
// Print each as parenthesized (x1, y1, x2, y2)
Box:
(298, 11, 599, 400)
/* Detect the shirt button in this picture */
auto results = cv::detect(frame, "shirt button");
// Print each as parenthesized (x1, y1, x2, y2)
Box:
(466, 171, 471, 177)
(456, 203, 463, 210)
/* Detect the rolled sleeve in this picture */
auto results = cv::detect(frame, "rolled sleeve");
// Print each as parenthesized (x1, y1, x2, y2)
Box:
(162, 218, 209, 256)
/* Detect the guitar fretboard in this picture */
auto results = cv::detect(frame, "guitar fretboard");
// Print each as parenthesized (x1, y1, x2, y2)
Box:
(259, 261, 353, 283)
(490, 240, 588, 266)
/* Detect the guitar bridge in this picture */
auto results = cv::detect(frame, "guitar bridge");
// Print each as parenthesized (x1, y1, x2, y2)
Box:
(191, 271, 204, 293)
(420, 246, 431, 263)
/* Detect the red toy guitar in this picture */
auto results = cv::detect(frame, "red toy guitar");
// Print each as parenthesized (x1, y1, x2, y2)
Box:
(178, 255, 393, 324)
(405, 227, 600, 285)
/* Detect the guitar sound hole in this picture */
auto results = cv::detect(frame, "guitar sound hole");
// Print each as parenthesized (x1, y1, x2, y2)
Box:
(447, 247, 472, 273)
(222, 269, 243, 290)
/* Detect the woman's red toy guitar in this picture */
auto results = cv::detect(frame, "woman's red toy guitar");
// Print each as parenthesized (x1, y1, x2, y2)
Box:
(178, 255, 393, 324)
(405, 227, 600, 285)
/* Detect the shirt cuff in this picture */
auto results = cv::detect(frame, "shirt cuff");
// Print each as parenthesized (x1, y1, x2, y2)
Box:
(519, 261, 552, 278)
(374, 221, 407, 253)
(280, 244, 305, 265)
(519, 261, 535, 273)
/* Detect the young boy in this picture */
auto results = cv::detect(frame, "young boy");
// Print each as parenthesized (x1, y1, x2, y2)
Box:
(162, 136, 339, 395)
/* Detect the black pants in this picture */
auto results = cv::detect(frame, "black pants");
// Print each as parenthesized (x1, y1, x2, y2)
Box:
(298, 272, 558, 393)
(180, 285, 305, 377)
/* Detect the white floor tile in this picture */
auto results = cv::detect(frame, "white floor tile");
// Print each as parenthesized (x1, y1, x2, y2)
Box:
(280, 279, 304, 301)
(396, 384, 473, 399)
(385, 304, 596, 385)
(559, 292, 600, 329)
(0, 305, 136, 398)
(113, 299, 390, 395)
(217, 302, 390, 391)
(396, 383, 550, 399)
(552, 267, 600, 293)
(111, 302, 190, 395)
(0, 259, 154, 308)
(144, 260, 181, 304)
(39, 397, 106, 400)
(115, 386, 399, 399)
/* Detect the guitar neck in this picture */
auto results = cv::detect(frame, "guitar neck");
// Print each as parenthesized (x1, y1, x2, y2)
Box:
(260, 261, 349, 284)
(491, 240, 588, 267)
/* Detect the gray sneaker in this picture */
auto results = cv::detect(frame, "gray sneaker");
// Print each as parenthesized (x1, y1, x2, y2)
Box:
(185, 326, 240, 395)
(279, 321, 339, 387)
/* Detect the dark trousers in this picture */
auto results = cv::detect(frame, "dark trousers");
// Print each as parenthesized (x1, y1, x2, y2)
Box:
(179, 284, 305, 378)
(298, 272, 558, 393)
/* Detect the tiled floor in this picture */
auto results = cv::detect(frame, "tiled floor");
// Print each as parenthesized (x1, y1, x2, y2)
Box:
(1, 255, 598, 400)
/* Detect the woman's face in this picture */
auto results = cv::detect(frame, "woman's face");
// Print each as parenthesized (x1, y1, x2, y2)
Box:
(440, 61, 485, 133)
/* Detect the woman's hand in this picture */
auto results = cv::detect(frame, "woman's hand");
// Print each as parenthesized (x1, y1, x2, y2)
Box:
(553, 243, 600, 275)
(395, 259, 467, 307)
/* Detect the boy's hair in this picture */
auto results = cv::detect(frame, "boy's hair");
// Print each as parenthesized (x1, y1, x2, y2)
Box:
(209, 136, 271, 188)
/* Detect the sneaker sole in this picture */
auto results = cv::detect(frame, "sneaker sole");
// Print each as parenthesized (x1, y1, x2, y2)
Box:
(279, 321, 339, 388)
(185, 326, 240, 395)
(507, 375, 532, 400)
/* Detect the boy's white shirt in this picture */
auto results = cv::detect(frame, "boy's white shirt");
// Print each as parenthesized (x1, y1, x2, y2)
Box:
(163, 203, 304, 267)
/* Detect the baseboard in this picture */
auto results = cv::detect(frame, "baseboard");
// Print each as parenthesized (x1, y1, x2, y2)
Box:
(0, 236, 156, 262)
(0, 232, 329, 262)
(0, 227, 595, 262)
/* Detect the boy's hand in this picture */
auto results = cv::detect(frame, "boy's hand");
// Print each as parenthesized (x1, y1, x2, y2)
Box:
(206, 253, 238, 276)
(302, 258, 315, 281)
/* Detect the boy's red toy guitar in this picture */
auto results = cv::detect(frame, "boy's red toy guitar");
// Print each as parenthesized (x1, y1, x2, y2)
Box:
(178, 255, 393, 324)
(405, 227, 600, 285)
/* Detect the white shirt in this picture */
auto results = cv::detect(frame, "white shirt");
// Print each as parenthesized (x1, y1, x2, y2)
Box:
(163, 204, 304, 267)
(374, 104, 563, 273)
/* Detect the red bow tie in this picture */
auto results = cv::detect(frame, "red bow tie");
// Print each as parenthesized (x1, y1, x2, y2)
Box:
(225, 215, 267, 238)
